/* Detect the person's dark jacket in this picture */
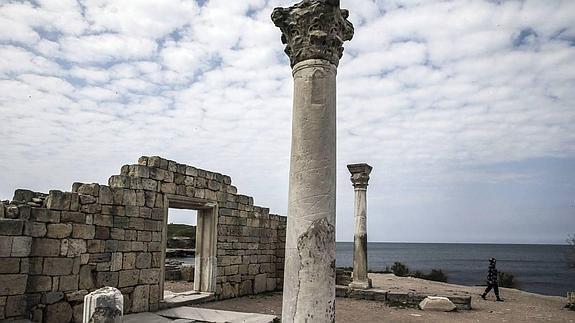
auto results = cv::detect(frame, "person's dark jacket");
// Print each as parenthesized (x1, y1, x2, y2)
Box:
(487, 263, 498, 284)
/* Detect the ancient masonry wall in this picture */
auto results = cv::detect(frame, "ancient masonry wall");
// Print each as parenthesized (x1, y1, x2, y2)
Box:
(0, 156, 286, 322)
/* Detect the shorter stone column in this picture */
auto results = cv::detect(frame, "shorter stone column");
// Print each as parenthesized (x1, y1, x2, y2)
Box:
(83, 287, 123, 323)
(347, 163, 372, 289)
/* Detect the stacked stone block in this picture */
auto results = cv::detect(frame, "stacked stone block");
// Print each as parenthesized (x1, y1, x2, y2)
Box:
(216, 207, 286, 299)
(0, 156, 286, 322)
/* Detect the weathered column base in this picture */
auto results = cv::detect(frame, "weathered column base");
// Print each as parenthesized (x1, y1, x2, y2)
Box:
(349, 278, 372, 290)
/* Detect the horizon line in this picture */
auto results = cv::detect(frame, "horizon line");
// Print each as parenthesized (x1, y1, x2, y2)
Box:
(336, 241, 569, 245)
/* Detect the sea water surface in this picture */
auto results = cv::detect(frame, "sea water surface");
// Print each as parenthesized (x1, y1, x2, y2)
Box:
(336, 242, 575, 297)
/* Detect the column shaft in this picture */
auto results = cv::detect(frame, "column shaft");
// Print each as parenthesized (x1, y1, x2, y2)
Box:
(281, 59, 337, 323)
(351, 188, 370, 287)
(271, 1, 353, 321)
(347, 163, 372, 289)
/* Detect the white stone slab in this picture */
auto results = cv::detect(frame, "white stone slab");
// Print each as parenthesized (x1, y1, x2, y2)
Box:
(163, 291, 214, 305)
(419, 296, 456, 312)
(157, 306, 278, 323)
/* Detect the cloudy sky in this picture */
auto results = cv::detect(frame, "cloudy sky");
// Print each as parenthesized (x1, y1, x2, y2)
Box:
(1, 0, 574, 244)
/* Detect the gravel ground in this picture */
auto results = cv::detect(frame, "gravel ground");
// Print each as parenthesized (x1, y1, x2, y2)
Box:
(188, 273, 575, 322)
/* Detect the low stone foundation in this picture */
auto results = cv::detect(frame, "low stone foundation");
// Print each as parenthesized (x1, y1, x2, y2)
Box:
(336, 286, 472, 311)
(335, 268, 352, 286)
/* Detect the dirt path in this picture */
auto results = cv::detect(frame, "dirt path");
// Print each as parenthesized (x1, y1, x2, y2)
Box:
(194, 273, 575, 322)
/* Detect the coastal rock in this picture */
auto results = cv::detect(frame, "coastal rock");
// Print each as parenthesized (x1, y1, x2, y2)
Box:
(419, 296, 456, 312)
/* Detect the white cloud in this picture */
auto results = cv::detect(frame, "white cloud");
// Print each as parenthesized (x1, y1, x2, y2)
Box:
(160, 41, 210, 78)
(69, 66, 111, 84)
(0, 45, 61, 76)
(0, 0, 574, 243)
(17, 74, 75, 94)
(83, 0, 199, 38)
(59, 34, 158, 64)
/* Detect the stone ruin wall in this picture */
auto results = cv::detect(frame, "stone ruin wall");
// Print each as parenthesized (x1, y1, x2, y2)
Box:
(0, 156, 287, 322)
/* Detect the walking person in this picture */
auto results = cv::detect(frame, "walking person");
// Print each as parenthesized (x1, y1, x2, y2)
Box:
(481, 257, 504, 301)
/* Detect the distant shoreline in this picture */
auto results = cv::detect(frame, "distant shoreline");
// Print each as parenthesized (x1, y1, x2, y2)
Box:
(336, 241, 569, 246)
(335, 242, 574, 297)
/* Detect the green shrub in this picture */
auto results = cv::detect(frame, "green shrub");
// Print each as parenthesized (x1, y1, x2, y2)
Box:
(411, 269, 448, 282)
(379, 262, 447, 282)
(499, 272, 516, 288)
(369, 269, 390, 274)
(411, 270, 424, 278)
(391, 262, 409, 277)
(425, 269, 448, 282)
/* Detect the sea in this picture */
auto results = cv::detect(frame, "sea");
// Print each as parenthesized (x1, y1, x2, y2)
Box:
(336, 242, 575, 297)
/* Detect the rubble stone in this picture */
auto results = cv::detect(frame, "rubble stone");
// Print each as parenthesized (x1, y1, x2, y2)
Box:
(131, 285, 149, 312)
(5, 295, 27, 317)
(13, 189, 35, 203)
(31, 238, 60, 257)
(45, 301, 73, 323)
(0, 219, 23, 235)
(79, 265, 96, 290)
(0, 258, 19, 274)
(0, 274, 27, 295)
(46, 223, 72, 239)
(11, 236, 32, 257)
(24, 222, 47, 237)
(46, 190, 71, 210)
(31, 208, 60, 223)
(44, 257, 74, 275)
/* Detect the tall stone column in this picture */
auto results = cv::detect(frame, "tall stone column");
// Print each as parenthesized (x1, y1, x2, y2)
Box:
(272, 1, 353, 322)
(347, 163, 373, 289)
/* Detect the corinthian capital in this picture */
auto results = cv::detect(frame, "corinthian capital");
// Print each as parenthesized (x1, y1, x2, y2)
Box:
(348, 163, 372, 189)
(271, 0, 354, 68)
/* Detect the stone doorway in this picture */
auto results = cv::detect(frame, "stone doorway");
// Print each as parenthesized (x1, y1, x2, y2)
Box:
(164, 208, 197, 294)
(160, 195, 218, 300)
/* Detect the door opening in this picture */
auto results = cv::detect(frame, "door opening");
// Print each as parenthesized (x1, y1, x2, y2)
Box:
(160, 195, 218, 300)
(164, 209, 197, 295)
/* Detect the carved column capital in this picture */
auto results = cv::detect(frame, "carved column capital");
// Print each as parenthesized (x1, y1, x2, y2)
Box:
(347, 163, 372, 189)
(272, 0, 354, 68)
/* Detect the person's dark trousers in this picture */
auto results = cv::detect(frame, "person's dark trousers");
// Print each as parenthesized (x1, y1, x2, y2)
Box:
(482, 283, 503, 301)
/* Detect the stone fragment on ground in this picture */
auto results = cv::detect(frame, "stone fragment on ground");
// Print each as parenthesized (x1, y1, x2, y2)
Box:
(419, 296, 456, 312)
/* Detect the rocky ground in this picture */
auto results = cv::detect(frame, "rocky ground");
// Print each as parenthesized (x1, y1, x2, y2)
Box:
(190, 273, 575, 322)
